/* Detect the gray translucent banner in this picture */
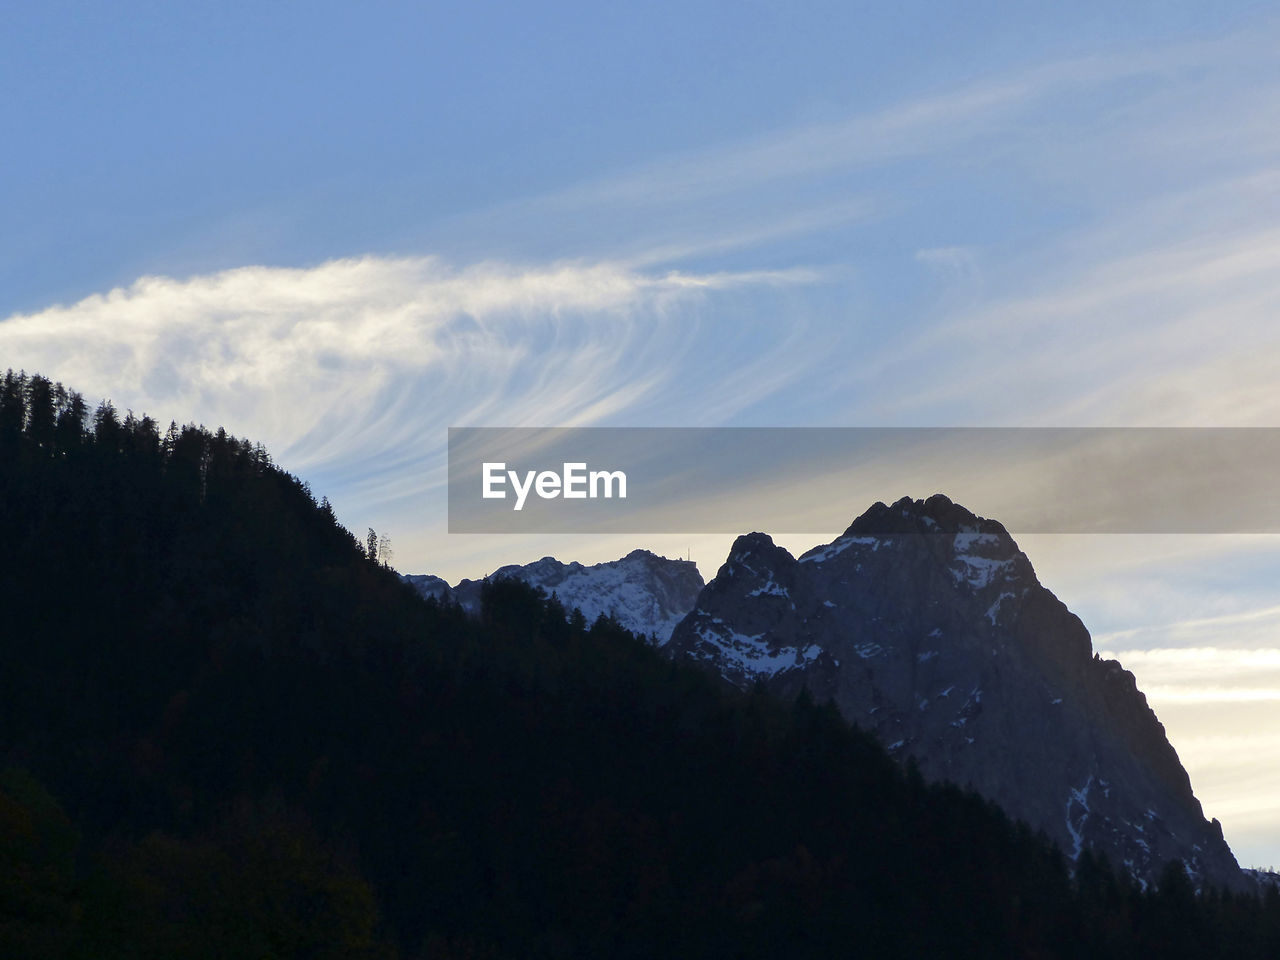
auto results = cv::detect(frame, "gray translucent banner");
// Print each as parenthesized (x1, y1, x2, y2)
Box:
(447, 427, 1280, 534)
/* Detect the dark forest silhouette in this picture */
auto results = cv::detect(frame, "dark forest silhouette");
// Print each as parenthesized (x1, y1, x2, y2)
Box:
(1, 369, 1278, 958)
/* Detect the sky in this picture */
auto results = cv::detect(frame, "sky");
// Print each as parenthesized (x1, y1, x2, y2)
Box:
(3, 1, 1280, 868)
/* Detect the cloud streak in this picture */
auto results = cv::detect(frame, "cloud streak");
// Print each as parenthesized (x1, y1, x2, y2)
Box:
(0, 256, 815, 502)
(525, 37, 1250, 218)
(1099, 647, 1280, 701)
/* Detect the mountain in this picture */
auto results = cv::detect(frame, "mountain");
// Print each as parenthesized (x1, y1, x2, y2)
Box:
(667, 494, 1245, 892)
(5, 370, 1279, 956)
(405, 549, 704, 644)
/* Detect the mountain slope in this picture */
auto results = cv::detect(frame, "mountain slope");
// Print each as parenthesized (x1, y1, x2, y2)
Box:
(668, 494, 1244, 891)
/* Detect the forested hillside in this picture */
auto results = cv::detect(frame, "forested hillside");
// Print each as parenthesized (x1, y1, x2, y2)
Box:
(1, 369, 1278, 959)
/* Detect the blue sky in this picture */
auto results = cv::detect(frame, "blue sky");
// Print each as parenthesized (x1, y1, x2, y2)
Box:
(5, 1, 1280, 867)
(6, 0, 1273, 310)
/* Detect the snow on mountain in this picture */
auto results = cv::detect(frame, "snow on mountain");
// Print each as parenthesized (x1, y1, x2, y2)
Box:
(404, 549, 704, 645)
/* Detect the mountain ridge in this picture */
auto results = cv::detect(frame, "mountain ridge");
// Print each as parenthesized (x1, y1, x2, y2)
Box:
(404, 548, 704, 643)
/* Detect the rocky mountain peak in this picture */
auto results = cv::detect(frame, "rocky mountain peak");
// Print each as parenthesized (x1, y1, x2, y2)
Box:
(408, 496, 1245, 891)
(720, 532, 798, 580)
(668, 496, 1245, 891)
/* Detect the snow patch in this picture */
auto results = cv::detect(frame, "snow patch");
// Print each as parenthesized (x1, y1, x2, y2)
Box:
(951, 554, 1014, 590)
(800, 536, 880, 564)
(1065, 774, 1095, 861)
(475, 552, 703, 645)
(985, 591, 1016, 624)
(953, 531, 1000, 552)
(694, 623, 822, 680)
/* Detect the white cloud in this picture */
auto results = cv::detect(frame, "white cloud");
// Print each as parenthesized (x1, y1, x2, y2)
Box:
(0, 256, 812, 497)
(1098, 647, 1280, 700)
(1097, 607, 1280, 651)
(881, 209, 1280, 427)
(1093, 649, 1280, 868)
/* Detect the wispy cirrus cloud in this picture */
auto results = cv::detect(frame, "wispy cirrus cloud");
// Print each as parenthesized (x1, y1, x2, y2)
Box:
(523, 37, 1249, 217)
(433, 24, 1280, 275)
(909, 218, 1280, 422)
(0, 255, 815, 503)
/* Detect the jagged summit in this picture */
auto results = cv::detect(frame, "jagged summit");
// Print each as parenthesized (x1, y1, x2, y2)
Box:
(842, 493, 1016, 540)
(720, 532, 793, 574)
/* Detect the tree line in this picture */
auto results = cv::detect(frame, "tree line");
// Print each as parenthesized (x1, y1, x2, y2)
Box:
(1, 369, 1278, 958)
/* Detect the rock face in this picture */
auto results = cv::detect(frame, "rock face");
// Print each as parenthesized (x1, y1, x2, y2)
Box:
(667, 494, 1244, 891)
(404, 549, 704, 645)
